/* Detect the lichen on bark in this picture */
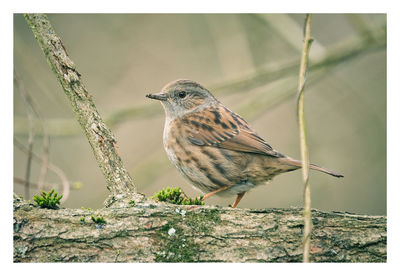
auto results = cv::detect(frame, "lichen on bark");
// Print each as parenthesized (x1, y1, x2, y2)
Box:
(13, 195, 386, 263)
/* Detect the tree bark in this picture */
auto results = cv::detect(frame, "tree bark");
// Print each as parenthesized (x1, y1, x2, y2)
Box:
(23, 14, 136, 206)
(13, 195, 386, 263)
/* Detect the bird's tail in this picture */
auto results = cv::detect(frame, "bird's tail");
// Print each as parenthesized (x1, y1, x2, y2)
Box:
(282, 157, 344, 178)
(309, 163, 343, 178)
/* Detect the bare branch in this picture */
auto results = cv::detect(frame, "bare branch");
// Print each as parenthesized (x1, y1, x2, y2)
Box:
(14, 71, 50, 191)
(14, 177, 53, 191)
(296, 14, 313, 263)
(14, 138, 70, 202)
(24, 14, 137, 205)
(13, 26, 385, 138)
(15, 72, 35, 199)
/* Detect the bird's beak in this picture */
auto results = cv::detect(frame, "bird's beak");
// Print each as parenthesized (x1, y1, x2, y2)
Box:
(146, 93, 168, 101)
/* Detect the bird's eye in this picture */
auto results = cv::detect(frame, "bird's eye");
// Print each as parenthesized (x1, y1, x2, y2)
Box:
(178, 91, 187, 98)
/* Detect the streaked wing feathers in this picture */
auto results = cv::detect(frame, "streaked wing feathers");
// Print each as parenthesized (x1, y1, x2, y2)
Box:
(180, 106, 284, 158)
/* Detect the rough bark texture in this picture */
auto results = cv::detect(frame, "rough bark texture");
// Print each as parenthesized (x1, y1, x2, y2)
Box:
(23, 14, 135, 205)
(13, 195, 386, 263)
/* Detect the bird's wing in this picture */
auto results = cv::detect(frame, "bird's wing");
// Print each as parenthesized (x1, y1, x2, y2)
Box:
(179, 106, 284, 158)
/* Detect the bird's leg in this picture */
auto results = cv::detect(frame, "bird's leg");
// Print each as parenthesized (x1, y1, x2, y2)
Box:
(201, 186, 230, 201)
(231, 192, 246, 208)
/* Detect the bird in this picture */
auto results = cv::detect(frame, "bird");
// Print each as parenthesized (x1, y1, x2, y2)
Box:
(146, 79, 343, 208)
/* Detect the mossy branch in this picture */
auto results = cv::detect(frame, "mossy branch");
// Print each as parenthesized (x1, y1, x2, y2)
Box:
(13, 195, 386, 263)
(23, 14, 137, 205)
(297, 14, 313, 263)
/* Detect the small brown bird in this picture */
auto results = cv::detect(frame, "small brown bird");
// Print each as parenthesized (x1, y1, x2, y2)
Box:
(146, 79, 343, 208)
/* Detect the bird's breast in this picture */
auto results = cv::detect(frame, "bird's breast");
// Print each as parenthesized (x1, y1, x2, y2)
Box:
(163, 120, 179, 167)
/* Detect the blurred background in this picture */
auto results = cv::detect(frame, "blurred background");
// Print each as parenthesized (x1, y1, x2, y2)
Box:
(13, 14, 386, 215)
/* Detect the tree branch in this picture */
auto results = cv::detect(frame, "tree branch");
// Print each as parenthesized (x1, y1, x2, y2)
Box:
(13, 196, 386, 262)
(297, 13, 313, 263)
(23, 14, 137, 205)
(14, 138, 71, 202)
(15, 71, 50, 192)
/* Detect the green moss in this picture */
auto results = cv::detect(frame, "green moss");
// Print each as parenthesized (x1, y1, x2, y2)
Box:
(33, 189, 63, 209)
(151, 187, 204, 206)
(129, 200, 136, 206)
(91, 216, 106, 224)
(80, 216, 85, 223)
(185, 208, 221, 234)
(154, 208, 222, 262)
(154, 223, 200, 262)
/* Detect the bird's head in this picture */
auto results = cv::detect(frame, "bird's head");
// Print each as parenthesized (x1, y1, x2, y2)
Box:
(146, 79, 218, 120)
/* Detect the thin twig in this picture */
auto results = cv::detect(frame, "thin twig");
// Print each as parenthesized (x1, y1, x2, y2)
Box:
(14, 177, 53, 191)
(13, 27, 385, 138)
(296, 14, 313, 263)
(14, 138, 70, 202)
(38, 135, 50, 190)
(14, 71, 50, 191)
(15, 72, 35, 199)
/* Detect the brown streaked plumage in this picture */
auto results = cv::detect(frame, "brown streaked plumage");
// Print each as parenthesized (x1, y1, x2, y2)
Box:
(146, 79, 343, 208)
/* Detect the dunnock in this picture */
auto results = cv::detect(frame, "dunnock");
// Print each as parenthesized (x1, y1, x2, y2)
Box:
(146, 79, 343, 208)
